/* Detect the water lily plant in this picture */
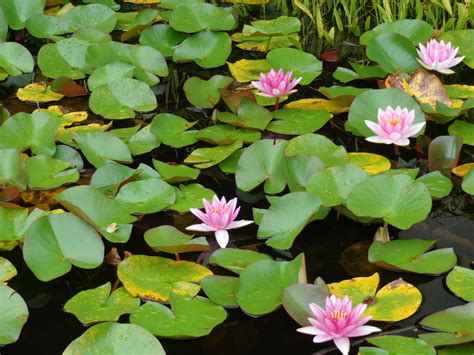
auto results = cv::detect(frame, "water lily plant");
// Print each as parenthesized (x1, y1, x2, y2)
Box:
(252, 68, 302, 109)
(364, 106, 425, 146)
(297, 295, 381, 355)
(186, 195, 253, 248)
(417, 39, 464, 74)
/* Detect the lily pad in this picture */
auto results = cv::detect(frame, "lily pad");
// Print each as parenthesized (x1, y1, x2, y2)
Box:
(258, 192, 322, 250)
(267, 109, 330, 135)
(346, 174, 432, 229)
(130, 293, 227, 338)
(362, 336, 436, 355)
(196, 125, 261, 145)
(368, 239, 457, 275)
(150, 113, 198, 148)
(227, 58, 272, 82)
(184, 75, 233, 108)
(23, 213, 104, 281)
(440, 30, 474, 68)
(215, 97, 273, 130)
(0, 149, 27, 191)
(90, 162, 137, 196)
(185, 141, 243, 169)
(0, 284, 28, 345)
(419, 303, 474, 346)
(118, 255, 213, 302)
(446, 266, 474, 302)
(169, 3, 235, 33)
(128, 125, 161, 156)
(17, 83, 63, 102)
(168, 183, 215, 213)
(152, 160, 199, 183)
(139, 24, 185, 57)
(428, 136, 463, 175)
(328, 273, 422, 322)
(144, 225, 210, 254)
(209, 248, 272, 274)
(64, 283, 140, 324)
(416, 171, 453, 198)
(360, 19, 433, 46)
(236, 254, 305, 316)
(0, 257, 17, 283)
(462, 169, 474, 195)
(25, 155, 79, 189)
(200, 275, 240, 307)
(448, 121, 474, 146)
(63, 322, 165, 355)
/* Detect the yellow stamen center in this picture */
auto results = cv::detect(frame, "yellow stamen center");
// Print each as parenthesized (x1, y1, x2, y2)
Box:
(329, 310, 348, 320)
(387, 116, 401, 125)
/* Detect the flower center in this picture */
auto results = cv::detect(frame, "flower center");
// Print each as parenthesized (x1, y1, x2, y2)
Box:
(329, 310, 348, 320)
(387, 116, 401, 125)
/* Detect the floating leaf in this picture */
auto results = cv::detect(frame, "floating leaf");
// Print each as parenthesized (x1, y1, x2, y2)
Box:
(169, 3, 235, 33)
(236, 254, 305, 316)
(215, 97, 273, 130)
(185, 141, 243, 169)
(362, 336, 436, 355)
(0, 149, 26, 191)
(139, 24, 185, 57)
(267, 109, 330, 135)
(369, 239, 457, 275)
(419, 303, 474, 346)
(184, 75, 233, 108)
(328, 273, 422, 322)
(25, 155, 79, 189)
(118, 255, 213, 302)
(0, 257, 17, 283)
(152, 160, 199, 183)
(440, 30, 474, 69)
(428, 136, 463, 175)
(90, 162, 136, 196)
(462, 169, 474, 195)
(285, 97, 350, 114)
(144, 225, 210, 254)
(347, 174, 432, 229)
(200, 275, 240, 307)
(445, 84, 474, 99)
(17, 83, 64, 102)
(209, 248, 272, 274)
(258, 192, 322, 250)
(64, 3, 118, 33)
(23, 213, 104, 281)
(0, 284, 28, 345)
(64, 283, 140, 324)
(227, 59, 272, 82)
(360, 19, 433, 46)
(131, 293, 227, 338)
(150, 113, 198, 148)
(448, 121, 474, 146)
(417, 171, 453, 198)
(168, 183, 215, 213)
(63, 322, 165, 355)
(452, 163, 474, 178)
(196, 125, 261, 145)
(446, 266, 474, 302)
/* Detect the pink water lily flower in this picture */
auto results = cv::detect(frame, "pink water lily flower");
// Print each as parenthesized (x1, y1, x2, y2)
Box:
(364, 105, 425, 146)
(297, 295, 381, 355)
(417, 39, 464, 74)
(186, 195, 253, 248)
(251, 68, 302, 98)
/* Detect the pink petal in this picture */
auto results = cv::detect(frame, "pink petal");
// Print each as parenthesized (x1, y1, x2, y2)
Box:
(186, 223, 215, 232)
(296, 326, 324, 336)
(228, 219, 253, 229)
(313, 334, 335, 343)
(333, 337, 350, 355)
(215, 229, 229, 248)
(346, 325, 381, 338)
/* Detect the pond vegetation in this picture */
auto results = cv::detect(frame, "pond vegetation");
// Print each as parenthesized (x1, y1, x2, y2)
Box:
(0, 0, 473, 354)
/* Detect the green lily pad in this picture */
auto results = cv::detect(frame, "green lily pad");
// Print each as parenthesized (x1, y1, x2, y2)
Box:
(119, 45, 169, 78)
(284, 133, 348, 167)
(209, 248, 272, 274)
(185, 141, 243, 169)
(25, 155, 79, 189)
(428, 136, 464, 175)
(0, 284, 28, 345)
(1, 0, 44, 30)
(368, 239, 457, 275)
(173, 30, 231, 68)
(64, 283, 139, 325)
(0, 149, 26, 191)
(64, 3, 117, 33)
(236, 139, 288, 194)
(333, 63, 387, 83)
(366, 33, 420, 74)
(419, 303, 474, 346)
(307, 164, 369, 207)
(360, 19, 433, 46)
(422, 99, 474, 124)
(236, 254, 305, 316)
(115, 178, 175, 214)
(131, 293, 227, 338)
(200, 275, 240, 307)
(363, 336, 436, 355)
(462, 168, 474, 195)
(23, 213, 104, 281)
(139, 24, 185, 57)
(440, 30, 474, 69)
(90, 162, 137, 196)
(319, 85, 368, 99)
(0, 257, 17, 283)
(128, 125, 161, 156)
(416, 171, 453, 198)
(257, 192, 322, 250)
(168, 183, 215, 213)
(184, 75, 233, 109)
(266, 48, 322, 85)
(347, 88, 425, 137)
(0, 206, 32, 242)
(448, 120, 474, 146)
(75, 131, 133, 168)
(0, 42, 34, 76)
(285, 155, 325, 192)
(152, 160, 199, 183)
(267, 109, 330, 135)
(53, 145, 84, 170)
(0, 111, 59, 156)
(218, 148, 244, 174)
(346, 174, 432, 229)
(89, 78, 157, 119)
(26, 14, 71, 40)
(328, 273, 422, 322)
(63, 322, 165, 355)
(281, 279, 330, 327)
(87, 61, 135, 90)
(169, 3, 235, 33)
(446, 266, 474, 302)
(150, 113, 198, 148)
(117, 255, 213, 302)
(196, 125, 261, 145)
(57, 185, 136, 243)
(215, 97, 273, 130)
(144, 225, 210, 254)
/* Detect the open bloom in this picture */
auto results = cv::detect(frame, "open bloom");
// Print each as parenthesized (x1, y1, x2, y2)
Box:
(364, 105, 425, 146)
(417, 39, 464, 74)
(251, 68, 302, 98)
(297, 295, 381, 355)
(186, 195, 253, 248)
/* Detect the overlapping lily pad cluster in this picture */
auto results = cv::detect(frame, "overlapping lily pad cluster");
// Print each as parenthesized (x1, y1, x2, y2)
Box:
(0, 0, 473, 354)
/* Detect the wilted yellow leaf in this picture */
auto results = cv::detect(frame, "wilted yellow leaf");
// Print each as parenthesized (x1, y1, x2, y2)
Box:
(328, 273, 379, 305)
(285, 98, 350, 114)
(21, 188, 67, 209)
(0, 241, 17, 252)
(452, 163, 474, 177)
(348, 152, 391, 175)
(57, 122, 112, 145)
(445, 84, 474, 99)
(17, 83, 64, 103)
(227, 59, 272, 82)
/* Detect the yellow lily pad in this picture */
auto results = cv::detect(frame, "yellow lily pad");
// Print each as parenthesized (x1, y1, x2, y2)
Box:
(117, 255, 213, 302)
(285, 98, 350, 114)
(227, 59, 272, 82)
(0, 257, 17, 283)
(347, 152, 391, 175)
(17, 83, 64, 103)
(328, 272, 422, 322)
(445, 84, 474, 99)
(452, 163, 474, 177)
